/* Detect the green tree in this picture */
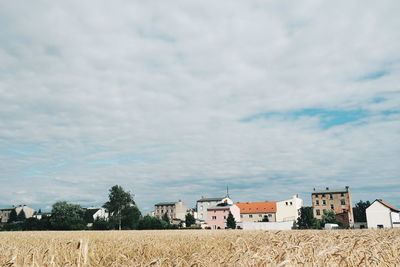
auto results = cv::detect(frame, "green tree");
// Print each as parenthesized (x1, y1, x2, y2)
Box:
(121, 205, 141, 229)
(321, 210, 337, 226)
(138, 215, 164, 230)
(296, 207, 317, 229)
(50, 201, 86, 230)
(162, 212, 170, 224)
(8, 209, 17, 223)
(17, 209, 26, 221)
(226, 212, 236, 229)
(261, 216, 269, 222)
(353, 200, 371, 222)
(103, 185, 135, 230)
(92, 218, 113, 230)
(185, 213, 196, 227)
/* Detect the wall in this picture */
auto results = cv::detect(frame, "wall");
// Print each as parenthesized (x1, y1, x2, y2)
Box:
(366, 201, 392, 229)
(238, 221, 294, 230)
(240, 213, 275, 222)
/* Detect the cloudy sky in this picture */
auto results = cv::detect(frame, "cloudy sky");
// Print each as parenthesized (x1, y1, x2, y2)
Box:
(1, 1, 399, 213)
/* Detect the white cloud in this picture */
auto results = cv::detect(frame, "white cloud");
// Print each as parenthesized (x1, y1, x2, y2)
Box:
(0, 0, 399, 212)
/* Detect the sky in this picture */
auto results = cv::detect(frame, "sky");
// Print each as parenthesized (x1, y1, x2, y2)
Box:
(0, 1, 399, 213)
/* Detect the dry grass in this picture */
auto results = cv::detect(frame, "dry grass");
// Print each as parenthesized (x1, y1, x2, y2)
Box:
(0, 229, 399, 266)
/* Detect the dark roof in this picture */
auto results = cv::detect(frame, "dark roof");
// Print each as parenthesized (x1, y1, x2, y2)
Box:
(375, 199, 399, 212)
(207, 205, 231, 210)
(85, 209, 100, 217)
(197, 197, 224, 202)
(312, 188, 349, 194)
(155, 202, 177, 206)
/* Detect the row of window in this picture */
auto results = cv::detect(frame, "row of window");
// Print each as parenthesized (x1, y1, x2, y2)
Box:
(314, 193, 345, 198)
(315, 199, 346, 206)
(156, 209, 174, 213)
(240, 214, 273, 219)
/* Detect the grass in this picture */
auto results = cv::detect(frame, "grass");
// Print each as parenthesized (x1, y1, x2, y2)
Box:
(0, 229, 399, 266)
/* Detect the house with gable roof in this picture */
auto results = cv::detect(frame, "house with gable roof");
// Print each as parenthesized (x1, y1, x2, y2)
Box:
(366, 199, 400, 229)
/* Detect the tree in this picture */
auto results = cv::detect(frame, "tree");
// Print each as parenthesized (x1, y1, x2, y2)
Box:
(103, 185, 135, 230)
(17, 209, 26, 221)
(121, 205, 141, 230)
(185, 213, 196, 227)
(226, 212, 236, 229)
(261, 216, 269, 222)
(8, 209, 18, 223)
(138, 216, 164, 230)
(353, 200, 371, 222)
(321, 210, 337, 226)
(296, 207, 317, 229)
(162, 212, 170, 224)
(92, 218, 113, 230)
(50, 201, 86, 230)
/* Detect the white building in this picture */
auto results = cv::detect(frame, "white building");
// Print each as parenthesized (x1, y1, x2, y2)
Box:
(366, 199, 400, 229)
(276, 195, 303, 222)
(196, 196, 232, 222)
(86, 207, 109, 220)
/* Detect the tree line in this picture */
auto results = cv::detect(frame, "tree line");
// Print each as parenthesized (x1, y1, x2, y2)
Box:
(1, 185, 200, 231)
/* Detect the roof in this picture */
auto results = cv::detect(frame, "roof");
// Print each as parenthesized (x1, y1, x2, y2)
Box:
(236, 202, 276, 214)
(155, 202, 177, 206)
(312, 188, 349, 194)
(376, 199, 399, 212)
(197, 197, 224, 203)
(207, 205, 231, 210)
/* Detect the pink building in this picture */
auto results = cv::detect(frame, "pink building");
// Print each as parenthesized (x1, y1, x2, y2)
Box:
(206, 204, 241, 229)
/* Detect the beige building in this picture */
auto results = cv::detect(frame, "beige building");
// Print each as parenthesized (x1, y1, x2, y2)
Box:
(236, 201, 276, 222)
(311, 186, 354, 227)
(154, 200, 187, 221)
(0, 205, 35, 225)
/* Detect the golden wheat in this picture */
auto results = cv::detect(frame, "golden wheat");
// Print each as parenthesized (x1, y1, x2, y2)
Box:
(0, 229, 399, 266)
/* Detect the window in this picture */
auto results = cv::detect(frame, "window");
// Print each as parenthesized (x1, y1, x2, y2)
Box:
(322, 194, 325, 197)
(330, 204, 334, 210)
(290, 202, 292, 205)
(224, 216, 226, 219)
(259, 214, 262, 217)
(340, 193, 344, 197)
(212, 216, 216, 220)
(249, 215, 253, 218)
(322, 200, 326, 205)
(285, 202, 288, 205)
(316, 200, 319, 205)
(268, 214, 272, 217)
(329, 194, 333, 200)
(341, 199, 346, 205)
(316, 209, 320, 216)
(377, 225, 384, 229)
(240, 215, 243, 218)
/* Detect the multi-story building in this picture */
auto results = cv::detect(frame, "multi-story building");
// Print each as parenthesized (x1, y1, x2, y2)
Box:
(154, 200, 187, 221)
(236, 201, 276, 222)
(196, 196, 232, 222)
(206, 204, 240, 229)
(0, 205, 35, 226)
(276, 195, 303, 222)
(311, 186, 354, 227)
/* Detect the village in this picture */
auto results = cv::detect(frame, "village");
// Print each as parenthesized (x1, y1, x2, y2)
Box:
(1, 186, 399, 231)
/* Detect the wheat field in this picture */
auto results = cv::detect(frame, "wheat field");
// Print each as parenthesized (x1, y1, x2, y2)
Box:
(0, 229, 399, 266)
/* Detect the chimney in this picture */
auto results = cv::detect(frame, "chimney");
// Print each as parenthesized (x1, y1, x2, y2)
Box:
(313, 188, 315, 191)
(345, 186, 349, 191)
(326, 187, 329, 190)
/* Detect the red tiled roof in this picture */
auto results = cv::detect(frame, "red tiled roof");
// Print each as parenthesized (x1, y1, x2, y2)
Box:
(377, 199, 399, 212)
(235, 202, 276, 214)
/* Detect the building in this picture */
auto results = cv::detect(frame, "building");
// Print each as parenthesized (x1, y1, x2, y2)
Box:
(196, 196, 232, 222)
(311, 186, 354, 227)
(0, 205, 35, 226)
(236, 201, 276, 222)
(84, 207, 109, 225)
(276, 195, 303, 222)
(206, 203, 240, 229)
(366, 199, 400, 229)
(154, 200, 187, 221)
